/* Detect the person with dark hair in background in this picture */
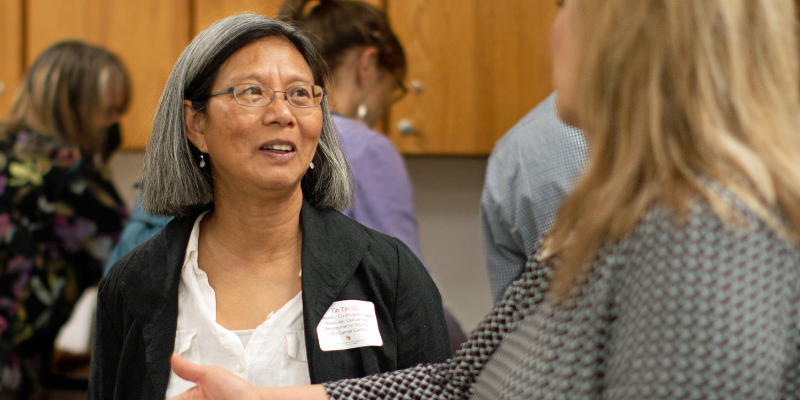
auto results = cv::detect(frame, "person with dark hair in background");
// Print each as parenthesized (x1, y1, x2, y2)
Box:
(90, 14, 451, 400)
(278, 0, 467, 352)
(0, 40, 129, 399)
(168, 0, 800, 398)
(277, 0, 418, 255)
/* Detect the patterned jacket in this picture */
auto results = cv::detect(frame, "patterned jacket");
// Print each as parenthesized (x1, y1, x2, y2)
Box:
(326, 185, 800, 399)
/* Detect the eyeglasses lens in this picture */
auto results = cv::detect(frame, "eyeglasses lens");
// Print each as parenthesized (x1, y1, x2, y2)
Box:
(391, 82, 408, 103)
(234, 85, 269, 106)
(233, 84, 324, 108)
(287, 86, 323, 107)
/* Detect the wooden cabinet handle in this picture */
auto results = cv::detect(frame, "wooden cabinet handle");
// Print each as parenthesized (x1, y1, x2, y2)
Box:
(409, 80, 424, 95)
(397, 119, 415, 136)
(0, 82, 5, 96)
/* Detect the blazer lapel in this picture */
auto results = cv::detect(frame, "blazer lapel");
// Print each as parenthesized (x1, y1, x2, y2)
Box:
(299, 202, 370, 381)
(120, 211, 198, 396)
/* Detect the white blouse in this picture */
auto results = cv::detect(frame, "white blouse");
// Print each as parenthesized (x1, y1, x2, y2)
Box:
(165, 212, 310, 399)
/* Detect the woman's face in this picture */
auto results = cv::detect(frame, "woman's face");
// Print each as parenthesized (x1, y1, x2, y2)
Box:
(93, 68, 128, 129)
(550, 0, 580, 127)
(187, 37, 323, 197)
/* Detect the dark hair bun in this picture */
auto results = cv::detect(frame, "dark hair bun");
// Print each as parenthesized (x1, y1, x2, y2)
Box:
(278, 0, 406, 77)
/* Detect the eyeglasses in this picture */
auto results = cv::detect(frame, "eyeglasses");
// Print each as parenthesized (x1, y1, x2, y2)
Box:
(207, 84, 325, 108)
(391, 78, 408, 104)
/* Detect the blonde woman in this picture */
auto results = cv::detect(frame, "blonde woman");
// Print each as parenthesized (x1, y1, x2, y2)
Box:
(0, 40, 129, 398)
(169, 0, 800, 398)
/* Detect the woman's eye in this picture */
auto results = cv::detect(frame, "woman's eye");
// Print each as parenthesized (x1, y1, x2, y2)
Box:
(289, 88, 311, 98)
(240, 86, 264, 95)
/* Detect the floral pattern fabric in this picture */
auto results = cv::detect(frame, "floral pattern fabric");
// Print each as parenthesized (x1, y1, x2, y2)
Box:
(0, 131, 126, 397)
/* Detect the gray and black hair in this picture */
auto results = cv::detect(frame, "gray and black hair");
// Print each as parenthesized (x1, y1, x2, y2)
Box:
(140, 13, 353, 216)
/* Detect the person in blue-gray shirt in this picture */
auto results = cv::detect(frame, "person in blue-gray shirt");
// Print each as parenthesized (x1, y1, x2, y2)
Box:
(480, 92, 588, 304)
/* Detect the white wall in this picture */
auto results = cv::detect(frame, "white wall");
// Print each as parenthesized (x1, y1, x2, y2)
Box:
(405, 157, 492, 332)
(108, 151, 494, 333)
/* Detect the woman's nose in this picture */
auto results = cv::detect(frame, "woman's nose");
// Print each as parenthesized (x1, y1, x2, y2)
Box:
(263, 93, 295, 126)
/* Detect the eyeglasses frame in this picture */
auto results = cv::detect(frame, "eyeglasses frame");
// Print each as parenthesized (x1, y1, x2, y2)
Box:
(204, 84, 326, 108)
(391, 77, 408, 104)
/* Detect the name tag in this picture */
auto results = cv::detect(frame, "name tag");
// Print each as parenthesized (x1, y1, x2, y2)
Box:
(316, 300, 383, 351)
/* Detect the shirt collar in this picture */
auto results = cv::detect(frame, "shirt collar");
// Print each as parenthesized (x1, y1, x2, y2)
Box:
(182, 210, 210, 270)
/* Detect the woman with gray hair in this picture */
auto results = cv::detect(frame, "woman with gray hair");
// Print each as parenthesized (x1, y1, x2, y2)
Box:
(89, 13, 451, 400)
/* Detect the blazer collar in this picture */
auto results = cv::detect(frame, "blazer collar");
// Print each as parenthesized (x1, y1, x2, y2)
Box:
(299, 201, 370, 321)
(118, 208, 198, 396)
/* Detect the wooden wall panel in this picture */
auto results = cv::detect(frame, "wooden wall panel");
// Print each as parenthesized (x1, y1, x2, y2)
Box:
(193, 0, 385, 36)
(194, 0, 284, 33)
(387, 0, 559, 155)
(0, 0, 23, 119)
(362, 0, 384, 8)
(473, 0, 558, 153)
(26, 0, 191, 148)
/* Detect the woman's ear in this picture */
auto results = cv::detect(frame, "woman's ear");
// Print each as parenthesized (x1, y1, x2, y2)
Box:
(183, 100, 207, 152)
(356, 47, 381, 88)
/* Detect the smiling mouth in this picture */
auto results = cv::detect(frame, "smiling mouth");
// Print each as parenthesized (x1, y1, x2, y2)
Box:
(261, 144, 295, 154)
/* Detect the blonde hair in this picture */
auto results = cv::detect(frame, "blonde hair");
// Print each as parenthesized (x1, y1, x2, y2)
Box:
(544, 0, 800, 300)
(2, 40, 130, 155)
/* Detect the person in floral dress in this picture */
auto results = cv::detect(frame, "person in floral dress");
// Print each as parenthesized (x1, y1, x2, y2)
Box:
(0, 40, 129, 399)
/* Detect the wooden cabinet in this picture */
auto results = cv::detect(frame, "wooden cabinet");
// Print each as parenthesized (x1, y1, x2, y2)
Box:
(193, 0, 555, 155)
(193, 0, 384, 33)
(0, 0, 23, 119)
(194, 0, 285, 31)
(386, 0, 559, 155)
(1, 0, 556, 155)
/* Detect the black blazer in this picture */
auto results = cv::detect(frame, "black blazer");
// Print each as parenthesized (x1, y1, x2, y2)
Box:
(89, 202, 451, 399)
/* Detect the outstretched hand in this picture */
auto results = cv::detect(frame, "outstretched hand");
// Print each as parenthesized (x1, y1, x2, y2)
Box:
(169, 354, 261, 400)
(168, 354, 329, 400)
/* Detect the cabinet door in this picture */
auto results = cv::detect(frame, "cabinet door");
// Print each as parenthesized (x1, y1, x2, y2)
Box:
(193, 0, 384, 35)
(0, 0, 23, 119)
(386, 0, 559, 155)
(26, 0, 191, 149)
(194, 0, 284, 32)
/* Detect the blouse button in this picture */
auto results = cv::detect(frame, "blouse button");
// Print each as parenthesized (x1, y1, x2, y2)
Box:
(235, 362, 246, 373)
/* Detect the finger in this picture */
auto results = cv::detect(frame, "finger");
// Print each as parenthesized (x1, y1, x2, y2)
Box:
(168, 386, 199, 400)
(171, 353, 206, 384)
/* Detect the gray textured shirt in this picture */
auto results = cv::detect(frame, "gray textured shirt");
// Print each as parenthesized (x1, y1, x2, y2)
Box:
(326, 184, 800, 399)
(480, 93, 588, 303)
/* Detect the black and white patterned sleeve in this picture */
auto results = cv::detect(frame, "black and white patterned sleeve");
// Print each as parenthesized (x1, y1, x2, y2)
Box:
(604, 207, 800, 399)
(324, 248, 553, 400)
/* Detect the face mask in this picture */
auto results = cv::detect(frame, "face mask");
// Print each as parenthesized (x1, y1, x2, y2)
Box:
(102, 122, 122, 159)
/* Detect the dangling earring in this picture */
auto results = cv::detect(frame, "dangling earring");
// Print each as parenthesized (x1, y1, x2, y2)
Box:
(357, 103, 368, 121)
(309, 161, 315, 170)
(198, 153, 206, 168)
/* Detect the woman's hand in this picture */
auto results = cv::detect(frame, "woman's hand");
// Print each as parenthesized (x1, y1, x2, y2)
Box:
(169, 354, 261, 400)
(169, 354, 329, 400)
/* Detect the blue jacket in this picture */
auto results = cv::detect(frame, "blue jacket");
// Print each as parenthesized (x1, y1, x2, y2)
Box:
(103, 196, 171, 275)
